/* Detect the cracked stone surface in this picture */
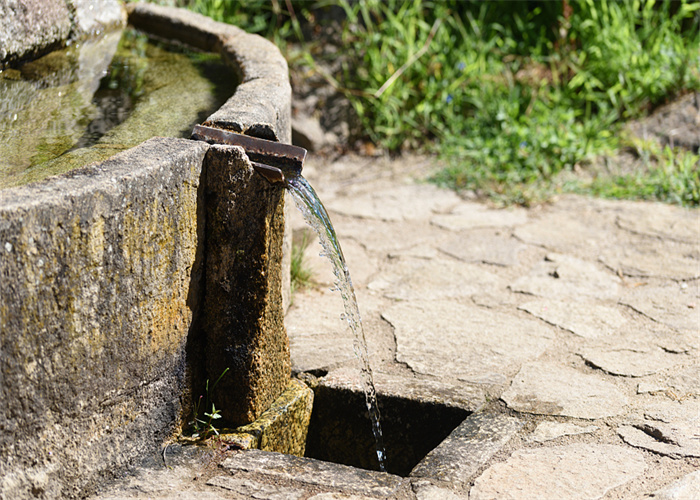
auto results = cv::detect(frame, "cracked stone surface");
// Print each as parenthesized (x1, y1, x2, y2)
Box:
(219, 450, 405, 498)
(649, 470, 700, 500)
(410, 413, 523, 487)
(528, 421, 599, 442)
(383, 301, 555, 383)
(439, 229, 526, 267)
(620, 283, 700, 332)
(412, 480, 467, 500)
(468, 444, 646, 500)
(510, 253, 622, 300)
(518, 299, 628, 338)
(327, 184, 461, 222)
(599, 241, 699, 280)
(578, 341, 691, 377)
(368, 258, 503, 301)
(619, 400, 700, 458)
(501, 362, 629, 419)
(430, 202, 528, 230)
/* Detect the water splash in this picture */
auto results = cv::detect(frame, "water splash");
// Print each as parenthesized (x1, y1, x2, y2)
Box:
(286, 173, 387, 472)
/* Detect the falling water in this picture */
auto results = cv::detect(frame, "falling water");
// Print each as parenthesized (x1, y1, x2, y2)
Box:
(286, 173, 387, 473)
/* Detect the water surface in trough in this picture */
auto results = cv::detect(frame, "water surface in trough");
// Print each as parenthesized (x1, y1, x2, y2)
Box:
(0, 28, 237, 189)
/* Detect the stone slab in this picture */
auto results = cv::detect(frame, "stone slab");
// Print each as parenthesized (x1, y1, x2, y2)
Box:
(528, 421, 599, 442)
(518, 299, 628, 338)
(219, 450, 405, 498)
(287, 290, 357, 372)
(665, 364, 700, 396)
(0, 0, 72, 66)
(510, 254, 622, 300)
(614, 201, 699, 244)
(431, 202, 527, 230)
(469, 444, 646, 500)
(384, 300, 554, 384)
(620, 283, 700, 333)
(410, 412, 523, 487)
(203, 145, 290, 427)
(0, 0, 125, 68)
(221, 379, 314, 457)
(578, 342, 690, 377)
(599, 242, 699, 280)
(333, 217, 451, 257)
(619, 399, 700, 458)
(321, 368, 486, 412)
(649, 470, 700, 500)
(368, 257, 502, 301)
(502, 362, 629, 419)
(439, 229, 526, 267)
(512, 203, 616, 257)
(411, 479, 467, 499)
(91, 444, 224, 499)
(328, 183, 461, 222)
(207, 476, 306, 499)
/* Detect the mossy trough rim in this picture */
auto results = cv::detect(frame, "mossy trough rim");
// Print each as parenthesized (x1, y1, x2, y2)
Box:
(0, 0, 291, 207)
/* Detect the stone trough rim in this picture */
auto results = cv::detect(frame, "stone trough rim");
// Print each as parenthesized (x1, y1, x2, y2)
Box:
(0, 1, 291, 206)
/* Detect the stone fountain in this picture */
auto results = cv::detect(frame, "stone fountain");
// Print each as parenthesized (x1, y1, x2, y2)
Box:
(0, 2, 311, 497)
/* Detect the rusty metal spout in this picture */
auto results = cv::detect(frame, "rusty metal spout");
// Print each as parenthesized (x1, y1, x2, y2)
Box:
(191, 125, 306, 184)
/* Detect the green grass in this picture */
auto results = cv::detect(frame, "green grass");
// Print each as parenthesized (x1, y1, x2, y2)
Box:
(570, 140, 700, 205)
(334, 0, 699, 205)
(161, 0, 700, 206)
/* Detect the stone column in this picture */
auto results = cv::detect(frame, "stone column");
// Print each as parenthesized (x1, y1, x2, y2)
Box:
(203, 144, 291, 426)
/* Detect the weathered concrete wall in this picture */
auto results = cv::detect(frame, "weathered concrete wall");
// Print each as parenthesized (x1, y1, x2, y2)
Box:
(0, 0, 126, 68)
(127, 1, 295, 404)
(0, 138, 208, 498)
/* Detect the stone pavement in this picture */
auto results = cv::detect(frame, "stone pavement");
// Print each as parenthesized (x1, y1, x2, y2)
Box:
(285, 154, 699, 499)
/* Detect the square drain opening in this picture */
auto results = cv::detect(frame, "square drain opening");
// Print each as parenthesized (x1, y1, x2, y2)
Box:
(304, 384, 470, 477)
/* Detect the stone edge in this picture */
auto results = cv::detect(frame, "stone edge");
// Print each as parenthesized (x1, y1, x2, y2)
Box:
(125, 1, 292, 144)
(217, 379, 314, 457)
(0, 0, 127, 69)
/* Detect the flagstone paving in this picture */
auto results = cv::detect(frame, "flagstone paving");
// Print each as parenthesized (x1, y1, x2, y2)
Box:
(285, 154, 699, 499)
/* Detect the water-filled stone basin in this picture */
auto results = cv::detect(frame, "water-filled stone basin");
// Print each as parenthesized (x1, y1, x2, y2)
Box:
(0, 3, 293, 498)
(0, 28, 237, 189)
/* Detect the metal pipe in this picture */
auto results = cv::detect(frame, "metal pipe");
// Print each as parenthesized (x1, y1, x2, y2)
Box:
(191, 124, 306, 184)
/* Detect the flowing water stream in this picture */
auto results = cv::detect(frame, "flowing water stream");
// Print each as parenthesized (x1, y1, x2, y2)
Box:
(286, 173, 388, 473)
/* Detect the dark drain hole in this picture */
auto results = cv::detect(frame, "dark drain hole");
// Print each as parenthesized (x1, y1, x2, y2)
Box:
(304, 385, 470, 477)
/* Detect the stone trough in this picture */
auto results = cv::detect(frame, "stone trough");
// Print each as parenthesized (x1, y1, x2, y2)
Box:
(1, 2, 307, 497)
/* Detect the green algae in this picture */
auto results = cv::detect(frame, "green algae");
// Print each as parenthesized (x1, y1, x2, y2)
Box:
(1, 28, 237, 189)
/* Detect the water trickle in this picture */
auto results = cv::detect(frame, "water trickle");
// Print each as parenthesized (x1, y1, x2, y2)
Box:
(286, 173, 387, 473)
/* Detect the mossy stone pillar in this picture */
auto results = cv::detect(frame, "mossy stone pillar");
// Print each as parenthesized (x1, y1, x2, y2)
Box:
(203, 144, 291, 426)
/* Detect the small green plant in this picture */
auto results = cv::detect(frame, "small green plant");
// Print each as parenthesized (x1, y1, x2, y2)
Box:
(291, 231, 313, 295)
(191, 367, 229, 439)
